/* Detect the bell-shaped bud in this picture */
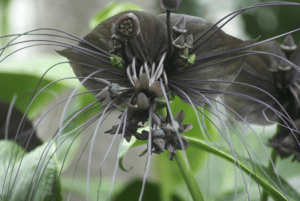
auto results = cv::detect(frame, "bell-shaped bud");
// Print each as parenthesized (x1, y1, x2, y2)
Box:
(111, 13, 140, 42)
(153, 129, 165, 138)
(160, 0, 182, 11)
(281, 34, 297, 52)
(278, 59, 291, 71)
(173, 17, 186, 35)
(153, 138, 165, 152)
(172, 34, 186, 50)
(185, 34, 193, 49)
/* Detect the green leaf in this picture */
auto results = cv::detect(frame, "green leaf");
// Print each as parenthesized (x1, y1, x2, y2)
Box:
(89, 2, 143, 30)
(187, 137, 300, 201)
(215, 188, 249, 201)
(112, 179, 184, 201)
(1, 54, 99, 172)
(0, 54, 85, 119)
(61, 177, 123, 201)
(0, 140, 62, 201)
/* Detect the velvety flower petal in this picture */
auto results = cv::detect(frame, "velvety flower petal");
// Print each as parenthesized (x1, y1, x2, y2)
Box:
(137, 92, 149, 110)
(174, 110, 185, 125)
(148, 81, 164, 97)
(59, 10, 168, 99)
(179, 123, 193, 133)
(177, 135, 190, 150)
(139, 73, 149, 91)
(166, 143, 177, 160)
(224, 41, 286, 125)
(57, 48, 127, 98)
(153, 138, 165, 152)
(158, 13, 256, 105)
(269, 119, 300, 162)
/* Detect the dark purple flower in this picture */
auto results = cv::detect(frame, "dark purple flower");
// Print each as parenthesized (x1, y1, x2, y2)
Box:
(224, 35, 300, 161)
(57, 10, 254, 160)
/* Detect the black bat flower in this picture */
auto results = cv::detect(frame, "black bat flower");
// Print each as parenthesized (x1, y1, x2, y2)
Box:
(2, 1, 300, 200)
(224, 35, 300, 161)
(57, 9, 254, 161)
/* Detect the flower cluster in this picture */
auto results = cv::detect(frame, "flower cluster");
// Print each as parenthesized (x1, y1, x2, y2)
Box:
(224, 34, 300, 161)
(58, 0, 254, 160)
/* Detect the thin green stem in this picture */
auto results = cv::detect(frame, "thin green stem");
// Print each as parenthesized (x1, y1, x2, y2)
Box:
(175, 151, 204, 201)
(261, 149, 278, 201)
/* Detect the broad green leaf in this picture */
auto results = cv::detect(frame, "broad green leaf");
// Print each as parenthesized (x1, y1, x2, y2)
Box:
(215, 188, 249, 201)
(0, 140, 62, 201)
(61, 177, 123, 201)
(0, 54, 88, 119)
(111, 179, 184, 201)
(89, 2, 143, 30)
(187, 137, 300, 201)
(0, 54, 98, 171)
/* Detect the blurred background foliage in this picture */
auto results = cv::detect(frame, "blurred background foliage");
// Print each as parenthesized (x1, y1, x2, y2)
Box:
(1, 0, 300, 200)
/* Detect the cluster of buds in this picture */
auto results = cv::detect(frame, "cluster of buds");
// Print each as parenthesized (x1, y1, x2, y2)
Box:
(106, 108, 191, 161)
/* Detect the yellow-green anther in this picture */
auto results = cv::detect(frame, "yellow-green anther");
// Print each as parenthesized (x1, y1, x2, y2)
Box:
(110, 54, 123, 68)
(184, 54, 196, 67)
(187, 54, 195, 64)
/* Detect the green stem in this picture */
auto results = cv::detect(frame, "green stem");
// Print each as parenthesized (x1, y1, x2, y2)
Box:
(175, 151, 204, 201)
(261, 149, 278, 201)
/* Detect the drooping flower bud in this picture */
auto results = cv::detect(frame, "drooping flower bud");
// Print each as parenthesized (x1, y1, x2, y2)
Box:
(173, 17, 186, 35)
(278, 59, 291, 71)
(159, 0, 182, 11)
(185, 34, 194, 49)
(111, 13, 140, 42)
(172, 34, 186, 50)
(281, 34, 297, 53)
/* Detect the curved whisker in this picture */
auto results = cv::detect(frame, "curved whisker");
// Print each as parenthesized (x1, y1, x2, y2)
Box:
(0, 28, 111, 57)
(191, 2, 300, 53)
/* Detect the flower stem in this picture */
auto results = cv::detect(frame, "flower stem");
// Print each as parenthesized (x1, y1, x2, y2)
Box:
(175, 151, 204, 201)
(261, 148, 278, 201)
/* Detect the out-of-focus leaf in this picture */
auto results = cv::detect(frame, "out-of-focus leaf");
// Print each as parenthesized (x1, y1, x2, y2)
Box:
(112, 178, 184, 201)
(0, 140, 62, 201)
(89, 2, 143, 30)
(187, 137, 300, 201)
(61, 177, 123, 201)
(0, 54, 92, 119)
(215, 188, 248, 201)
(1, 54, 98, 171)
(0, 99, 42, 151)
